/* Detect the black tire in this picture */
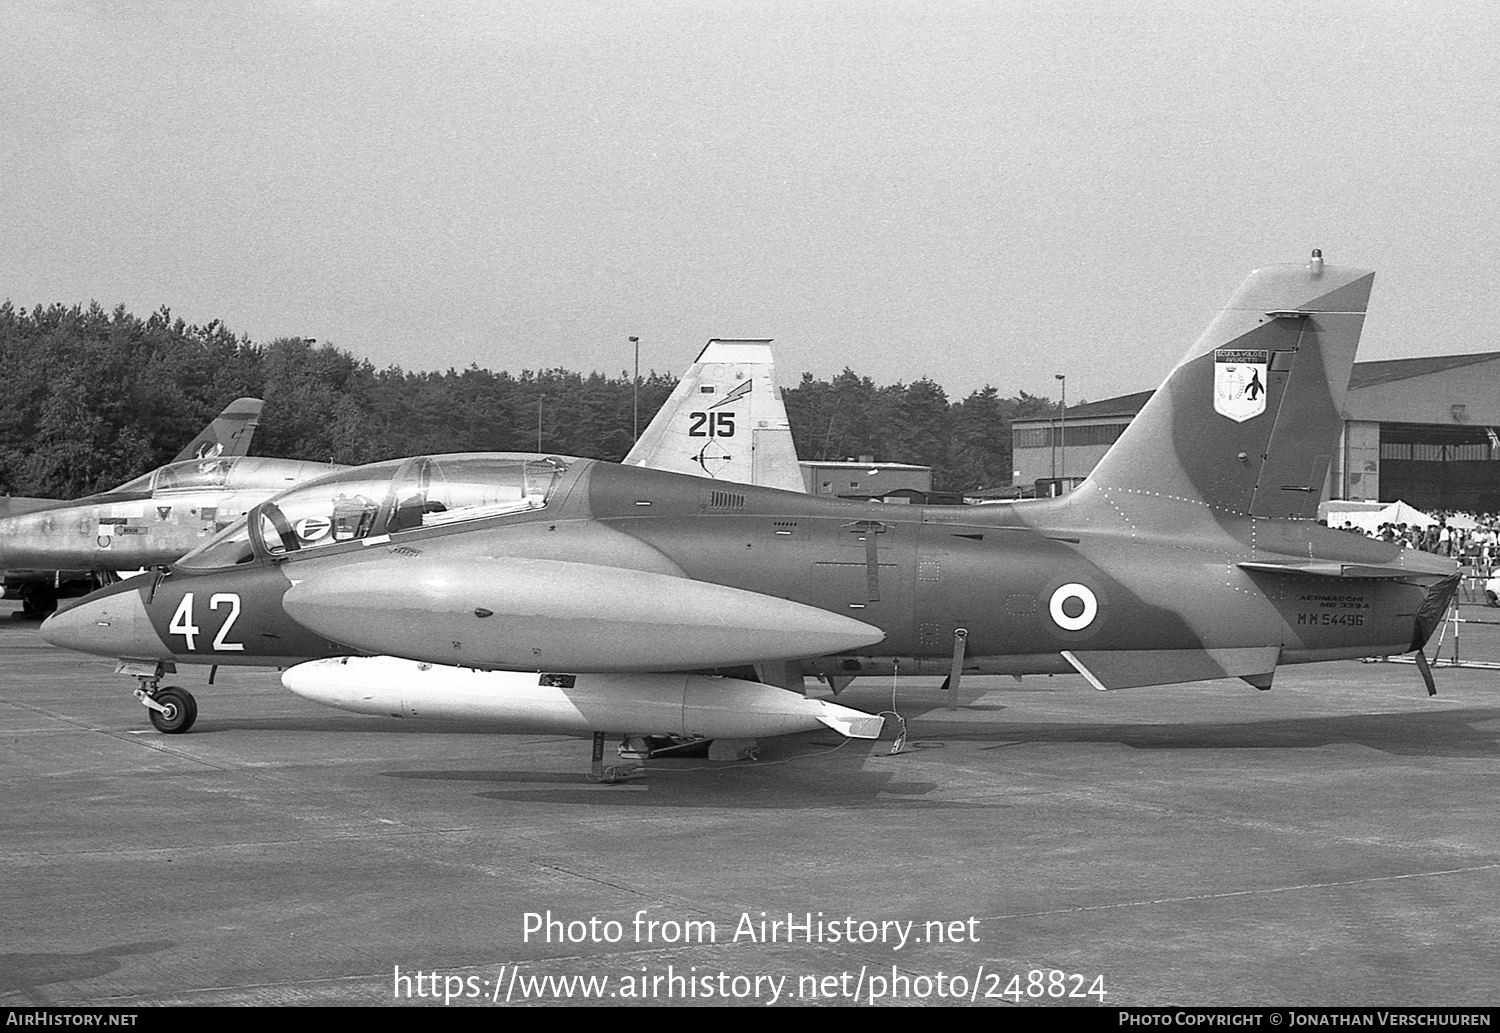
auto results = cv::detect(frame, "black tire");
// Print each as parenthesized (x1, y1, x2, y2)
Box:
(148, 687, 198, 734)
(21, 586, 57, 619)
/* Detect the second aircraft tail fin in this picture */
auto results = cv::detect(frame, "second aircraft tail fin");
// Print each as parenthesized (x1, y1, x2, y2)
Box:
(624, 340, 804, 492)
(171, 397, 263, 463)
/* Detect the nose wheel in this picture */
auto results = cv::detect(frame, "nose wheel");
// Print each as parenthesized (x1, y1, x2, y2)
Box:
(143, 686, 198, 733)
(131, 678, 198, 734)
(120, 662, 197, 734)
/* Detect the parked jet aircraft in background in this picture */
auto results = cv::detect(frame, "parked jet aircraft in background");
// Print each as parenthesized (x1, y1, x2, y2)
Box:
(1, 398, 341, 614)
(42, 255, 1459, 777)
(624, 338, 804, 492)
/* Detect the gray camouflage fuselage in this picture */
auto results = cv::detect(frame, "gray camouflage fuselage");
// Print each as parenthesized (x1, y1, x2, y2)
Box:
(41, 257, 1458, 694)
(39, 457, 1451, 687)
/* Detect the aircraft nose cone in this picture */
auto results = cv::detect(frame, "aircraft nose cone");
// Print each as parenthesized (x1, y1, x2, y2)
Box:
(40, 585, 161, 659)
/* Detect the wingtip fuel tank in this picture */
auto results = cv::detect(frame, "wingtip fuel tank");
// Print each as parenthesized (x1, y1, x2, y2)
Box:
(283, 557, 887, 672)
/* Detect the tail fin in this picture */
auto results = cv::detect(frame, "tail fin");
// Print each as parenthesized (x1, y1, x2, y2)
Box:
(171, 397, 263, 463)
(624, 339, 804, 492)
(1081, 252, 1373, 519)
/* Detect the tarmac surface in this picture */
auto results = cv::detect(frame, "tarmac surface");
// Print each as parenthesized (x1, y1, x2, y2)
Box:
(3, 599, 1499, 1008)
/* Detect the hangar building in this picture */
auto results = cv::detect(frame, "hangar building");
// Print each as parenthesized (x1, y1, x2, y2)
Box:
(800, 458, 933, 501)
(1012, 352, 1500, 513)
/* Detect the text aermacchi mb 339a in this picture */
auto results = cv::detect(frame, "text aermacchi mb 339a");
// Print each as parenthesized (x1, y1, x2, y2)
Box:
(42, 253, 1459, 774)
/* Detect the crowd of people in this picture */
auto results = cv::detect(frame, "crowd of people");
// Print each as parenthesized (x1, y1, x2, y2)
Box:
(1364, 516, 1494, 558)
(1330, 513, 1500, 605)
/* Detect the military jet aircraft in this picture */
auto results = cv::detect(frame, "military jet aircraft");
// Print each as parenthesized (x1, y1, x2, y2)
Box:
(1, 397, 341, 615)
(41, 254, 1459, 775)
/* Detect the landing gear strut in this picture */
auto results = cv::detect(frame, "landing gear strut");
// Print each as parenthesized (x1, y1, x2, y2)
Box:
(120, 660, 198, 734)
(590, 731, 636, 783)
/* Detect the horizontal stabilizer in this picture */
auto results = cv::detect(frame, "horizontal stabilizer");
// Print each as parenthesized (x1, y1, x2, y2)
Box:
(1061, 646, 1281, 690)
(1238, 559, 1452, 580)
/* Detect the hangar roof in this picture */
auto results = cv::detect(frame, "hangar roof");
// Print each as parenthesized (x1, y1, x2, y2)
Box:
(1050, 390, 1155, 421)
(1016, 352, 1500, 426)
(1348, 351, 1500, 389)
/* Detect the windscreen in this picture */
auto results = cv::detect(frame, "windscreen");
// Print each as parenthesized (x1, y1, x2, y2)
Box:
(153, 457, 238, 492)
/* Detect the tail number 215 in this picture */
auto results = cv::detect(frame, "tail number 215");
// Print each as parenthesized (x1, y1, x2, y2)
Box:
(688, 412, 735, 437)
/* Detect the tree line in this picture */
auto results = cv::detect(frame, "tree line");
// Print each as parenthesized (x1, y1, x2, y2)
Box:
(0, 301, 1062, 498)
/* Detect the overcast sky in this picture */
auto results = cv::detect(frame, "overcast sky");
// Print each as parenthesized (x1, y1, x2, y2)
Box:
(3, 1, 1497, 405)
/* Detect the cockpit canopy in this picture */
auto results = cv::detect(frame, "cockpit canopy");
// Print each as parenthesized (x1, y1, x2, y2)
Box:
(109, 457, 243, 495)
(105, 456, 336, 496)
(177, 454, 570, 569)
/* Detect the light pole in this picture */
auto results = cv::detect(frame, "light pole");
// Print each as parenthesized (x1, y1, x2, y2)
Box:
(537, 395, 545, 454)
(629, 336, 640, 443)
(1055, 374, 1067, 488)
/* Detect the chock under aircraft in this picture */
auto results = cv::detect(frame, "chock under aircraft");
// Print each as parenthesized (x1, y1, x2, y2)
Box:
(0, 398, 340, 615)
(41, 254, 1459, 778)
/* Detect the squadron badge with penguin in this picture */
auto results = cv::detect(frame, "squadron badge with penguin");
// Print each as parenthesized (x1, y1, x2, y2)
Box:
(1213, 348, 1269, 422)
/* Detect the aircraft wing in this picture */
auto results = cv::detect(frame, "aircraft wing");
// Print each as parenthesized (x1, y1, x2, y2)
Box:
(0, 496, 70, 518)
(624, 340, 804, 492)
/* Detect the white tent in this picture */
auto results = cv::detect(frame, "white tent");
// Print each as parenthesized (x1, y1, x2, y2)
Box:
(1378, 500, 1437, 529)
(1323, 499, 1437, 534)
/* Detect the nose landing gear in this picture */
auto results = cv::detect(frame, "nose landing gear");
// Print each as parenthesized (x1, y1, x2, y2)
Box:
(141, 685, 198, 733)
(121, 660, 198, 734)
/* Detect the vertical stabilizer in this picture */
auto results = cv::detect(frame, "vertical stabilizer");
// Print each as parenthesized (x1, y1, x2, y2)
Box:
(624, 340, 804, 492)
(171, 398, 264, 463)
(1080, 254, 1372, 519)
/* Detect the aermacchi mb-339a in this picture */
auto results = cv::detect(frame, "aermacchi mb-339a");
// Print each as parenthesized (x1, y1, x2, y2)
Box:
(42, 254, 1459, 776)
(0, 397, 341, 615)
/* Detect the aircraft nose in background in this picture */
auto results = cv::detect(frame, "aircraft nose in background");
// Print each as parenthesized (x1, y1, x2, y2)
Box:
(40, 587, 161, 660)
